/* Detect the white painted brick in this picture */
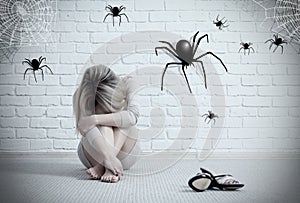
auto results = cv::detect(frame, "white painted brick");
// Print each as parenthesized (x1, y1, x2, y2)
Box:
(30, 118, 60, 128)
(243, 117, 272, 128)
(28, 75, 60, 86)
(61, 96, 73, 106)
(46, 86, 75, 96)
(16, 129, 46, 139)
(60, 118, 75, 129)
(271, 54, 300, 65)
(258, 108, 288, 117)
(242, 76, 272, 86)
(289, 129, 300, 138)
(273, 139, 300, 149)
(213, 139, 242, 149)
(60, 75, 78, 86)
(288, 66, 300, 75)
(0, 63, 13, 74)
(16, 86, 46, 96)
(167, 127, 198, 139)
(135, 0, 164, 11)
(76, 1, 104, 11)
(0, 86, 15, 95)
(289, 108, 300, 117)
(1, 96, 29, 106)
(59, 11, 89, 22)
(0, 118, 29, 128)
(152, 139, 182, 150)
(288, 87, 300, 96)
(30, 96, 60, 106)
(229, 107, 257, 117)
(52, 22, 76, 32)
(0, 139, 30, 151)
(150, 11, 178, 22)
(227, 86, 257, 96)
(60, 53, 90, 64)
(228, 128, 258, 139)
(48, 129, 76, 139)
(0, 76, 28, 85)
(243, 97, 272, 107)
(273, 118, 300, 128)
(227, 65, 257, 75)
(47, 107, 73, 118)
(165, 0, 195, 10)
(16, 107, 45, 117)
(258, 86, 286, 96)
(166, 22, 196, 32)
(54, 139, 79, 149)
(130, 12, 148, 23)
(0, 128, 15, 138)
(243, 139, 272, 149)
(257, 65, 286, 75)
(179, 11, 208, 22)
(259, 128, 288, 138)
(76, 23, 105, 32)
(0, 107, 15, 117)
(60, 33, 90, 43)
(58, 1, 76, 11)
(273, 97, 300, 107)
(273, 76, 300, 85)
(106, 43, 135, 54)
(30, 139, 53, 150)
(46, 43, 75, 53)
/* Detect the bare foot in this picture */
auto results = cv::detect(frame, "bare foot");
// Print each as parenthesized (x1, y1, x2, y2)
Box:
(101, 168, 120, 183)
(103, 156, 123, 176)
(86, 164, 105, 180)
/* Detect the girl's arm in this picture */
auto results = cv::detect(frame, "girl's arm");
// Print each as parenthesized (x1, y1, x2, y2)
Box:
(78, 77, 139, 134)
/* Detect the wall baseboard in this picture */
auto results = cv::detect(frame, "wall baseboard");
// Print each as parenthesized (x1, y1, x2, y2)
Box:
(0, 151, 299, 159)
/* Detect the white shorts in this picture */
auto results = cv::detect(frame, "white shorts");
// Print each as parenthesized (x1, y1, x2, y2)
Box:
(77, 139, 142, 170)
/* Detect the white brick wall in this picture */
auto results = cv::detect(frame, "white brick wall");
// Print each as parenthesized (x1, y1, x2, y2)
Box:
(0, 0, 299, 153)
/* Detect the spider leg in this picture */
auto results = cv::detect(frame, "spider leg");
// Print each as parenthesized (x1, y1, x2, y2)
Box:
(105, 5, 112, 11)
(40, 57, 46, 64)
(273, 45, 279, 53)
(181, 65, 192, 93)
(22, 61, 32, 66)
(40, 65, 53, 74)
(155, 46, 182, 61)
(238, 47, 243, 53)
(216, 14, 219, 21)
(120, 13, 129, 22)
(193, 34, 209, 57)
(207, 119, 211, 124)
(248, 48, 250, 55)
(195, 52, 227, 72)
(193, 60, 207, 89)
(250, 47, 255, 53)
(39, 68, 44, 81)
(244, 49, 246, 55)
(103, 13, 112, 22)
(118, 15, 122, 26)
(213, 119, 216, 125)
(269, 43, 273, 50)
(279, 45, 284, 54)
(204, 117, 208, 123)
(161, 62, 182, 91)
(202, 113, 208, 117)
(191, 31, 199, 51)
(33, 70, 37, 83)
(119, 6, 126, 12)
(23, 68, 33, 80)
(220, 17, 225, 21)
(265, 39, 273, 44)
(112, 15, 115, 26)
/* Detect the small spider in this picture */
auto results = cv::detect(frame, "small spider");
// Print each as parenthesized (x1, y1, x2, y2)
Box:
(213, 15, 229, 30)
(265, 34, 288, 54)
(239, 42, 255, 55)
(202, 110, 218, 125)
(103, 5, 129, 26)
(22, 56, 53, 83)
(155, 31, 228, 93)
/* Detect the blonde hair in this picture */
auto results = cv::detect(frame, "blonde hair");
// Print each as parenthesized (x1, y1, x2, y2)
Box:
(73, 65, 126, 130)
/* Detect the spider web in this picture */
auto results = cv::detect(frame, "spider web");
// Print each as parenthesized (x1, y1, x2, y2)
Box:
(253, 0, 300, 53)
(0, 0, 57, 62)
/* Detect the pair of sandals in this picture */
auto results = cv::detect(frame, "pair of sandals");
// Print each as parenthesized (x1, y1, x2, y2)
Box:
(188, 168, 244, 192)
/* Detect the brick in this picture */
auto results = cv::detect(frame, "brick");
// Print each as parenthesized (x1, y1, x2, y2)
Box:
(273, 97, 300, 107)
(135, 0, 164, 11)
(47, 107, 73, 118)
(0, 107, 15, 117)
(48, 129, 76, 139)
(76, 1, 104, 11)
(273, 76, 300, 85)
(229, 107, 257, 117)
(243, 117, 272, 128)
(258, 86, 286, 96)
(60, 33, 90, 43)
(1, 96, 29, 106)
(31, 96, 60, 106)
(289, 108, 300, 117)
(288, 87, 300, 96)
(273, 139, 300, 149)
(242, 76, 272, 86)
(167, 127, 198, 139)
(227, 86, 257, 96)
(259, 128, 288, 138)
(0, 128, 15, 138)
(273, 118, 300, 128)
(58, 1, 76, 11)
(52, 22, 76, 32)
(46, 43, 75, 53)
(213, 139, 242, 149)
(0, 139, 30, 151)
(258, 108, 288, 117)
(152, 140, 182, 150)
(60, 118, 75, 129)
(30, 118, 60, 128)
(0, 76, 27, 85)
(61, 96, 73, 106)
(16, 107, 45, 117)
(228, 128, 258, 139)
(16, 86, 46, 96)
(243, 139, 272, 149)
(76, 23, 105, 32)
(179, 11, 208, 22)
(54, 139, 79, 149)
(16, 128, 46, 139)
(165, 0, 195, 10)
(0, 85, 15, 95)
(243, 97, 272, 107)
(46, 86, 75, 96)
(30, 139, 53, 150)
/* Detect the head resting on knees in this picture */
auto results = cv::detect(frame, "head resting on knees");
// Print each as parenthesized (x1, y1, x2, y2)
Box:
(73, 65, 127, 130)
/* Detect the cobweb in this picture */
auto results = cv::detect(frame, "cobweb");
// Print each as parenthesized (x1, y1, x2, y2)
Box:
(0, 0, 57, 62)
(253, 0, 300, 53)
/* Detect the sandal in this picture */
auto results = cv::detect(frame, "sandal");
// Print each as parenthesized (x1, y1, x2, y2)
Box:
(200, 168, 244, 190)
(188, 173, 212, 192)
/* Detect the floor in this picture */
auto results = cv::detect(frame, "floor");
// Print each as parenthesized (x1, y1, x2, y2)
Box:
(0, 157, 299, 203)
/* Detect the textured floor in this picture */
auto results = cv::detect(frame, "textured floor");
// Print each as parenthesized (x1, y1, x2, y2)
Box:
(0, 157, 299, 203)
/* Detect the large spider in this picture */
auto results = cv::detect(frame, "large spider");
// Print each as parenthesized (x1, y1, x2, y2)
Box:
(103, 5, 129, 26)
(213, 15, 229, 30)
(239, 42, 255, 55)
(202, 110, 218, 125)
(155, 31, 228, 93)
(22, 56, 53, 83)
(265, 34, 288, 54)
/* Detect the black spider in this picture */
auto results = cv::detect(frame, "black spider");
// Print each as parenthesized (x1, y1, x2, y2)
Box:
(202, 110, 218, 125)
(103, 5, 129, 26)
(155, 31, 228, 93)
(22, 56, 53, 83)
(239, 42, 255, 55)
(265, 34, 288, 54)
(213, 15, 229, 30)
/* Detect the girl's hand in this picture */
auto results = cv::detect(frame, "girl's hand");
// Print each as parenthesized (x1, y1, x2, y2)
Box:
(78, 115, 96, 136)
